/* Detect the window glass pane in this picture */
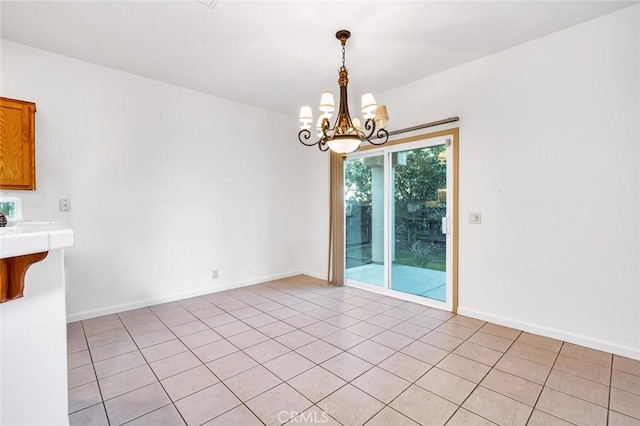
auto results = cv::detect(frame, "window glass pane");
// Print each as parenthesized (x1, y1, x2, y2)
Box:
(345, 155, 384, 287)
(390, 145, 447, 301)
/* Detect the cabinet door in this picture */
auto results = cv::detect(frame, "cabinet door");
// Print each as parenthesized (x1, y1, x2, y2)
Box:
(0, 98, 36, 190)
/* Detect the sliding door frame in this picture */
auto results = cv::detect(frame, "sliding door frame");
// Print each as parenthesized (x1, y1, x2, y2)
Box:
(345, 128, 459, 313)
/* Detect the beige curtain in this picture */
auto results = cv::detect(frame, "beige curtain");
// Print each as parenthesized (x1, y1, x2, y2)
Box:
(327, 152, 345, 285)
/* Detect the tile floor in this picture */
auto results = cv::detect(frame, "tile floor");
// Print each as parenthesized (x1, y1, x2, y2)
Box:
(67, 275, 640, 426)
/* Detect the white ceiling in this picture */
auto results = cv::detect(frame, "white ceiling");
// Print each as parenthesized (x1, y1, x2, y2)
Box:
(1, 1, 637, 116)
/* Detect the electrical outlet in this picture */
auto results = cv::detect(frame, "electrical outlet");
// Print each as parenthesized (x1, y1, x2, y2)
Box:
(59, 199, 71, 212)
(212, 269, 219, 280)
(469, 212, 481, 224)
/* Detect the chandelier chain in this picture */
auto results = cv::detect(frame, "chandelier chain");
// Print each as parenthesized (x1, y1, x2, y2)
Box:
(341, 43, 346, 68)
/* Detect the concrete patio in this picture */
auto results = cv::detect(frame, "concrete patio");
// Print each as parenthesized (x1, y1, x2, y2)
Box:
(346, 264, 446, 302)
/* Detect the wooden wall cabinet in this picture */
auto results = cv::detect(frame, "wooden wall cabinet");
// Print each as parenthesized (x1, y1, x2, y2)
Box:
(0, 97, 37, 190)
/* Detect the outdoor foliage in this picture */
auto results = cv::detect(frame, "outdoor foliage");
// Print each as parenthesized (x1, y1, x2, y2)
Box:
(345, 159, 372, 205)
(345, 146, 447, 270)
(0, 202, 15, 217)
(392, 148, 446, 243)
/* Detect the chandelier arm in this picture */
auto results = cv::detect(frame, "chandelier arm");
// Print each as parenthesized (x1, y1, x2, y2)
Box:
(367, 128, 390, 146)
(298, 129, 321, 147)
(361, 118, 377, 140)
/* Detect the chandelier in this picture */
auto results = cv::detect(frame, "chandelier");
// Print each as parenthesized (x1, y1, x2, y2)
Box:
(298, 30, 390, 156)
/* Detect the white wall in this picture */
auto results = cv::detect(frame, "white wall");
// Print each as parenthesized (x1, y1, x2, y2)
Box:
(2, 5, 637, 360)
(299, 152, 330, 280)
(375, 6, 639, 358)
(0, 40, 314, 321)
(0, 250, 69, 425)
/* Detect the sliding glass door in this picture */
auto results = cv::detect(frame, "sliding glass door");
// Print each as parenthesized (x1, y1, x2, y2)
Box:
(345, 135, 454, 310)
(344, 154, 385, 288)
(390, 145, 448, 302)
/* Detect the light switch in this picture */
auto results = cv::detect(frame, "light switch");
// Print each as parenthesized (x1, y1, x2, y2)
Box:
(469, 212, 481, 224)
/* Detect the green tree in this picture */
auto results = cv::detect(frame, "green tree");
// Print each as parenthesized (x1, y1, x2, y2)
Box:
(344, 146, 448, 270)
(0, 202, 15, 218)
(345, 159, 372, 206)
(393, 147, 446, 243)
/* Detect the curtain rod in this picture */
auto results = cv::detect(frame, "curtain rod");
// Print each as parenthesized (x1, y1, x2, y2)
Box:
(372, 116, 460, 139)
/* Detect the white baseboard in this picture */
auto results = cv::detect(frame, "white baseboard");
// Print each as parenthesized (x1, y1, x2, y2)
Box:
(66, 270, 307, 322)
(300, 270, 328, 281)
(458, 307, 640, 361)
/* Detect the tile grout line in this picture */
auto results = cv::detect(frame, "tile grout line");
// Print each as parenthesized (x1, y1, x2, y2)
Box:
(221, 286, 436, 425)
(70, 280, 634, 426)
(77, 291, 451, 424)
(408, 320, 495, 390)
(346, 316, 490, 425)
(219, 289, 431, 380)
(188, 284, 345, 426)
(76, 291, 476, 425)
(69, 320, 111, 424)
(476, 332, 606, 425)
(431, 325, 612, 425)
(169, 286, 322, 425)
(113, 308, 191, 426)
(145, 300, 274, 426)
(73, 282, 344, 423)
(607, 352, 613, 425)
(221, 298, 396, 425)
(532, 346, 616, 412)
(436, 324, 524, 426)
(524, 340, 566, 425)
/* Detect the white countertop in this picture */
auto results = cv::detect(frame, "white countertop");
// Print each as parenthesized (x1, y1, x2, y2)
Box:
(0, 221, 74, 259)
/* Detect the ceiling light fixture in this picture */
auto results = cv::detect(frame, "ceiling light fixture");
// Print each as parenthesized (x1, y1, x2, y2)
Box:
(298, 30, 390, 157)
